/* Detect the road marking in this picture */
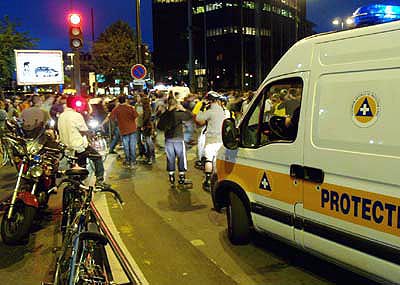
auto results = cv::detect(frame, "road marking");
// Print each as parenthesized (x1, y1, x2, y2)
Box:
(190, 239, 205, 247)
(92, 156, 150, 285)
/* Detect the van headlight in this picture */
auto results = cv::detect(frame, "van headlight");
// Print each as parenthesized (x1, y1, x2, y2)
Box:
(30, 165, 43, 178)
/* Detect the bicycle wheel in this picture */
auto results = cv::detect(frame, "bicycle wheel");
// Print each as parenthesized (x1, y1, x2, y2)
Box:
(0, 141, 8, 168)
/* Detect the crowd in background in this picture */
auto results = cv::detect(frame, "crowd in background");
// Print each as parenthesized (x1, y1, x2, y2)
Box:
(0, 87, 299, 188)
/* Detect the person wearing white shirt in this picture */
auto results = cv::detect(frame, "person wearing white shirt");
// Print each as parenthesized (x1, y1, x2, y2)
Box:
(196, 91, 227, 191)
(58, 96, 108, 188)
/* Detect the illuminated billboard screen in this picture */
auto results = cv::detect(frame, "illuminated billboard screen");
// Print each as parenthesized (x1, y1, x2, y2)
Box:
(15, 50, 64, 85)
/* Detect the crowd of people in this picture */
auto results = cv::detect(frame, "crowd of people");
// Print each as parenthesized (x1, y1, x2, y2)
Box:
(0, 86, 300, 190)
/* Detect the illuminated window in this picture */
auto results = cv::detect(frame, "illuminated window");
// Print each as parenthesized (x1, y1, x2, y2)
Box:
(243, 1, 255, 9)
(193, 6, 205, 14)
(195, 69, 206, 76)
(206, 26, 270, 37)
(155, 0, 186, 3)
(206, 2, 223, 12)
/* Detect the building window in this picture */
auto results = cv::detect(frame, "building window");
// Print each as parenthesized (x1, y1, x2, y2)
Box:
(206, 2, 223, 12)
(206, 26, 270, 37)
(193, 6, 205, 14)
(243, 1, 255, 9)
(155, 0, 186, 3)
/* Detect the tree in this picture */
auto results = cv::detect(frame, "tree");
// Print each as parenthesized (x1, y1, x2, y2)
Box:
(91, 21, 138, 86)
(0, 16, 36, 90)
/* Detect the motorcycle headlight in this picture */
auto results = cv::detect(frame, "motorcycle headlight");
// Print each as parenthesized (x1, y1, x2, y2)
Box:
(30, 165, 43, 178)
(49, 119, 56, 128)
(88, 119, 99, 129)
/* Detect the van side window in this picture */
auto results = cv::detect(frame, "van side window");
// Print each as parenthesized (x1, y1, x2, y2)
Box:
(241, 77, 303, 148)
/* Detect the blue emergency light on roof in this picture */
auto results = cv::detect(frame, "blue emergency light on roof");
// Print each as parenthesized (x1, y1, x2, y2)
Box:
(353, 4, 400, 27)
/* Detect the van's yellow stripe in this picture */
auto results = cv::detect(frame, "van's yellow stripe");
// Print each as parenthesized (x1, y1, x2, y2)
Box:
(216, 159, 301, 205)
(217, 159, 400, 237)
(304, 181, 400, 237)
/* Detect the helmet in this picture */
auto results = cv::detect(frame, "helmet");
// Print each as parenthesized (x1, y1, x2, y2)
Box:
(218, 94, 228, 102)
(205, 91, 220, 101)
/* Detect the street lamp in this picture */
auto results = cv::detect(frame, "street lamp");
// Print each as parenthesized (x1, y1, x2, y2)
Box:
(332, 17, 354, 30)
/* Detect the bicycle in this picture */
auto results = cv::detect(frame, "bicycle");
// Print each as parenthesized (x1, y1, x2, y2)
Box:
(53, 167, 124, 285)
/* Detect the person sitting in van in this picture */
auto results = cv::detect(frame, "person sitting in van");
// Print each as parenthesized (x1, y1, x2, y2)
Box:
(271, 93, 286, 116)
(284, 88, 301, 116)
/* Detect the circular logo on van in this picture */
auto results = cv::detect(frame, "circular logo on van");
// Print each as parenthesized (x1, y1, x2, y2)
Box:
(352, 92, 380, 128)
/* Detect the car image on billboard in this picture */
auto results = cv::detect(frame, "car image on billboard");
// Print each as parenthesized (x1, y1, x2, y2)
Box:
(35, 66, 59, 78)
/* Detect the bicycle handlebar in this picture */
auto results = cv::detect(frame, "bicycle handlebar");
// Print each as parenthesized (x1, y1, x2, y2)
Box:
(96, 187, 124, 206)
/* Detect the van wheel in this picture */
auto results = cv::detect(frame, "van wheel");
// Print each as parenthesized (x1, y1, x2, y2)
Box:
(227, 192, 251, 245)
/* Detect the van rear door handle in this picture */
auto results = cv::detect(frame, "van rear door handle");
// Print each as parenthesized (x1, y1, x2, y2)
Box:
(290, 164, 324, 184)
(290, 164, 304, 180)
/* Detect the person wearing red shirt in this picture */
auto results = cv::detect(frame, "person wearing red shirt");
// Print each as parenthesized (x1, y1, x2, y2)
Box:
(111, 96, 139, 168)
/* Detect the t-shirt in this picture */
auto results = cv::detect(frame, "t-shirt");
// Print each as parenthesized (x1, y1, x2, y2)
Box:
(58, 107, 89, 153)
(196, 103, 226, 143)
(273, 102, 286, 117)
(21, 106, 49, 131)
(110, 104, 138, 136)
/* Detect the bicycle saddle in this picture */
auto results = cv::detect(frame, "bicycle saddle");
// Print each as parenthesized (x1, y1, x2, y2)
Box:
(65, 167, 89, 177)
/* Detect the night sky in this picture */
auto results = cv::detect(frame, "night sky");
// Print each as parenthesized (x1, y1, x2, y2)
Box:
(1, 0, 399, 52)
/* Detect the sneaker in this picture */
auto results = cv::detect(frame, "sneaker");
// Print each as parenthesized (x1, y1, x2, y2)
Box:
(169, 174, 175, 186)
(147, 160, 152, 165)
(202, 179, 211, 191)
(130, 162, 137, 169)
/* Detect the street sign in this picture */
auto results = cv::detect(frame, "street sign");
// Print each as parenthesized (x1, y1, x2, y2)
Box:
(131, 64, 147, 80)
(133, 79, 146, 85)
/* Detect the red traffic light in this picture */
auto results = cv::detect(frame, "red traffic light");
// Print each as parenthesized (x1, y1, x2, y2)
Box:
(68, 12, 83, 49)
(69, 13, 81, 25)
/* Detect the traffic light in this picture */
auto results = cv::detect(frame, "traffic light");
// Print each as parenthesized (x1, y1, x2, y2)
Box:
(68, 13, 83, 49)
(141, 44, 151, 66)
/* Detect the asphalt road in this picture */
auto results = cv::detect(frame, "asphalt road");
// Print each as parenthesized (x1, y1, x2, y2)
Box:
(0, 166, 61, 285)
(0, 149, 380, 285)
(104, 148, 379, 285)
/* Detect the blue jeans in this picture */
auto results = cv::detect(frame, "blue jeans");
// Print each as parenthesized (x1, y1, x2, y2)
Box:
(122, 132, 137, 163)
(109, 126, 120, 152)
(77, 146, 104, 180)
(144, 135, 155, 160)
(165, 139, 187, 172)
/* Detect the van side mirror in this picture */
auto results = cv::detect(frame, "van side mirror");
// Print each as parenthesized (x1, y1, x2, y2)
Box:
(222, 118, 240, 150)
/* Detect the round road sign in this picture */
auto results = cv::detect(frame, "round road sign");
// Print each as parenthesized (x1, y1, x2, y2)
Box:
(131, 64, 147, 80)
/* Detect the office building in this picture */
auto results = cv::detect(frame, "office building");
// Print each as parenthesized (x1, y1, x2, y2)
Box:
(152, 0, 313, 90)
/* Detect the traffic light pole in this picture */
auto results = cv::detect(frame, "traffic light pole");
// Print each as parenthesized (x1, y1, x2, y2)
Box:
(187, 0, 194, 91)
(74, 50, 81, 94)
(136, 0, 142, 64)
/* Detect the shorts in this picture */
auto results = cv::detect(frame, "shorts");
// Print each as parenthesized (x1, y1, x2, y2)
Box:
(204, 142, 222, 162)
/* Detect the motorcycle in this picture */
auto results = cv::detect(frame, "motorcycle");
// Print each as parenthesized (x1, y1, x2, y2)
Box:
(87, 118, 108, 161)
(0, 125, 63, 245)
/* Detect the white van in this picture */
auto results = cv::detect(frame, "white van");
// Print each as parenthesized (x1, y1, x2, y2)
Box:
(168, 86, 190, 102)
(211, 7, 400, 284)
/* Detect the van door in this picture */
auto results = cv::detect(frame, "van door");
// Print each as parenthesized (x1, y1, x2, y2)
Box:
(302, 66, 400, 282)
(237, 74, 307, 243)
